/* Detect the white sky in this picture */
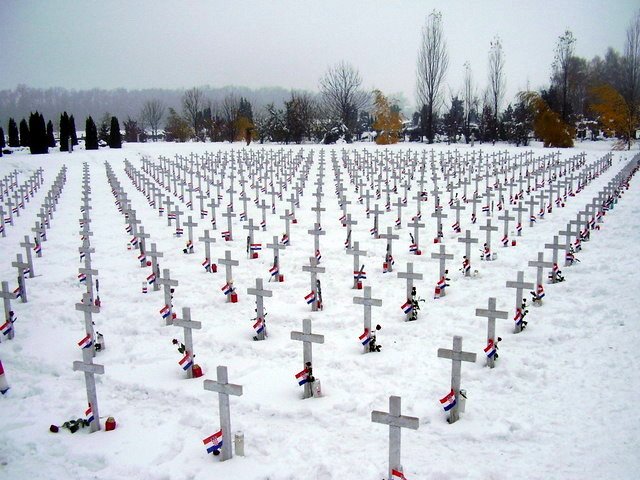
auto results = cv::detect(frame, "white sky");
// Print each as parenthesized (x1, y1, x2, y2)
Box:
(2, 0, 637, 109)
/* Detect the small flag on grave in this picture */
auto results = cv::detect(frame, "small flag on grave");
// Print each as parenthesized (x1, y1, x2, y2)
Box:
(221, 231, 231, 241)
(23, 268, 31, 276)
(269, 265, 279, 277)
(353, 270, 366, 280)
(78, 334, 93, 349)
(409, 244, 418, 253)
(0, 320, 13, 337)
(142, 282, 148, 294)
(359, 328, 371, 346)
(179, 352, 193, 371)
(13, 287, 21, 299)
(471, 213, 477, 224)
(85, 404, 95, 424)
(200, 209, 208, 216)
(395, 217, 401, 227)
(315, 249, 322, 262)
(482, 205, 490, 213)
(370, 227, 377, 236)
(160, 305, 171, 319)
(484, 339, 496, 358)
(186, 201, 192, 208)
(250, 243, 262, 252)
(34, 244, 42, 254)
(501, 235, 509, 247)
(304, 291, 316, 304)
(391, 469, 408, 480)
(138, 253, 147, 264)
(221, 283, 234, 296)
(130, 236, 139, 247)
(78, 273, 87, 283)
(147, 273, 156, 284)
(168, 213, 176, 220)
(239, 212, 247, 221)
(260, 220, 266, 229)
(125, 225, 132, 234)
(437, 277, 448, 291)
(281, 234, 289, 245)
(203, 430, 223, 454)
(439, 389, 457, 411)
(253, 318, 265, 334)
(202, 259, 211, 271)
(513, 308, 523, 326)
(536, 284, 545, 299)
(175, 227, 184, 236)
(530, 215, 536, 222)
(516, 223, 522, 233)
(295, 367, 310, 385)
(401, 300, 413, 314)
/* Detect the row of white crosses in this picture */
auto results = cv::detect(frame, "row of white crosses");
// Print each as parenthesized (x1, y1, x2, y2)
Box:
(0, 168, 45, 237)
(1, 166, 67, 344)
(105, 162, 205, 381)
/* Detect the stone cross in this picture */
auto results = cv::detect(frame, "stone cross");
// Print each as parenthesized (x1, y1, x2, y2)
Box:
(528, 251, 554, 300)
(203, 366, 244, 461)
(78, 241, 95, 269)
(172, 307, 202, 378)
(72, 352, 105, 433)
(397, 262, 423, 320)
(266, 235, 286, 282)
(218, 250, 239, 303)
(19, 235, 36, 278)
(279, 209, 293, 245)
(207, 197, 218, 230)
(258, 199, 270, 230)
(78, 266, 99, 302)
(437, 335, 477, 423)
(222, 206, 236, 241)
(76, 292, 100, 359)
(450, 200, 465, 232)
(371, 395, 419, 480)
(302, 256, 325, 312)
(146, 243, 163, 291)
(307, 223, 326, 262)
(379, 226, 399, 273)
(0, 281, 18, 341)
(431, 208, 448, 240)
(290, 318, 325, 398)
(479, 218, 499, 253)
(498, 209, 515, 246)
(475, 297, 509, 368)
(370, 204, 385, 239)
(343, 213, 358, 249)
(457, 230, 478, 277)
(198, 230, 217, 273)
(32, 221, 46, 243)
(182, 215, 198, 250)
(544, 236, 564, 283)
(11, 254, 30, 303)
(247, 278, 273, 341)
(558, 223, 580, 266)
(345, 239, 367, 288)
(243, 217, 260, 246)
(407, 218, 425, 254)
(353, 286, 382, 353)
(505, 271, 535, 333)
(431, 244, 454, 295)
(157, 269, 179, 325)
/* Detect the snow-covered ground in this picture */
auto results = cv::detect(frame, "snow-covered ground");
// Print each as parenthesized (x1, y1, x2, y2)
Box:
(0, 140, 638, 480)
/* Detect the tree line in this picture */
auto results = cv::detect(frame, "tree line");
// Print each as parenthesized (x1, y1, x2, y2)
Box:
(2, 9, 638, 153)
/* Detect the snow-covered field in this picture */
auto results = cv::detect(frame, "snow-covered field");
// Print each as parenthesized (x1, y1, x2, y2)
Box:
(0, 140, 638, 480)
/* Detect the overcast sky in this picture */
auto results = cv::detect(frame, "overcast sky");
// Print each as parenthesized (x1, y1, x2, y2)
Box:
(2, 0, 637, 109)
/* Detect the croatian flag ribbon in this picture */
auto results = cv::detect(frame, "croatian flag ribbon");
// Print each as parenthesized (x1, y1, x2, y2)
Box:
(315, 249, 322, 262)
(78, 273, 87, 283)
(536, 284, 545, 299)
(513, 308, 523, 326)
(138, 253, 147, 264)
(359, 328, 371, 345)
(221, 283, 233, 296)
(175, 227, 184, 236)
(401, 301, 413, 314)
(304, 291, 316, 305)
(85, 404, 95, 424)
(78, 334, 93, 349)
(281, 234, 289, 245)
(0, 320, 13, 337)
(391, 469, 408, 480)
(202, 259, 211, 271)
(353, 270, 366, 280)
(203, 430, 223, 454)
(484, 338, 496, 358)
(221, 231, 231, 240)
(439, 389, 457, 411)
(147, 273, 156, 285)
(409, 243, 418, 253)
(250, 243, 262, 251)
(253, 318, 265, 334)
(160, 305, 171, 319)
(179, 352, 193, 371)
(295, 368, 310, 385)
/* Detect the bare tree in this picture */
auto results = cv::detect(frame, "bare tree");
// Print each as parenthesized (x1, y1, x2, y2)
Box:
(488, 36, 506, 142)
(462, 61, 478, 142)
(623, 10, 640, 133)
(140, 99, 165, 141)
(553, 30, 576, 122)
(319, 61, 369, 135)
(182, 87, 204, 140)
(221, 94, 240, 142)
(416, 10, 449, 143)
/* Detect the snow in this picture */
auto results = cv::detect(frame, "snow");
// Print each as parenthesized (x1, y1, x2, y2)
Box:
(0, 141, 639, 480)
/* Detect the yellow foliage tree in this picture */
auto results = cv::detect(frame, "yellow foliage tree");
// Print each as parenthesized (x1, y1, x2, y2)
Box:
(234, 116, 255, 144)
(589, 84, 637, 150)
(372, 90, 403, 145)
(518, 91, 574, 148)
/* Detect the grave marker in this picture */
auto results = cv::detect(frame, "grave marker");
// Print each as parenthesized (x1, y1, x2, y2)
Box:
(353, 286, 382, 353)
(247, 278, 273, 341)
(172, 307, 202, 378)
(290, 318, 325, 399)
(437, 335, 477, 423)
(505, 271, 535, 333)
(475, 297, 509, 368)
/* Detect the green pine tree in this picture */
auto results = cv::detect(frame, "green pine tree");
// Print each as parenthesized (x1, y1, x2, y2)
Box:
(85, 116, 99, 150)
(69, 115, 78, 145)
(8, 119, 19, 147)
(0, 126, 4, 157)
(19, 119, 30, 147)
(46, 120, 56, 148)
(109, 116, 122, 148)
(59, 112, 70, 152)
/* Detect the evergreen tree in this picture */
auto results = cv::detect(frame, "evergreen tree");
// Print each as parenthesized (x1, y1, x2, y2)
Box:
(19, 119, 30, 147)
(8, 118, 19, 147)
(0, 127, 4, 157)
(238, 97, 254, 122)
(108, 116, 122, 148)
(442, 96, 464, 143)
(164, 108, 191, 142)
(123, 117, 142, 142)
(59, 112, 70, 151)
(46, 120, 56, 148)
(85, 116, 99, 150)
(98, 112, 111, 144)
(69, 115, 78, 146)
(29, 111, 48, 154)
